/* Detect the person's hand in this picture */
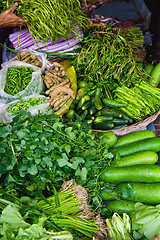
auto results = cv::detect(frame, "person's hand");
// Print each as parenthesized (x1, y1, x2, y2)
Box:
(0, 2, 25, 28)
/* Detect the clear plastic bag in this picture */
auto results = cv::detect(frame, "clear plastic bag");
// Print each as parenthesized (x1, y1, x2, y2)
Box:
(0, 61, 44, 104)
(2, 48, 47, 73)
(1, 94, 50, 123)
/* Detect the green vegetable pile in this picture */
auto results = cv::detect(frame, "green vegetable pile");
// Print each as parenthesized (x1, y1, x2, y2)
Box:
(2, 0, 88, 43)
(0, 111, 111, 204)
(7, 96, 46, 115)
(4, 66, 34, 95)
(72, 25, 149, 94)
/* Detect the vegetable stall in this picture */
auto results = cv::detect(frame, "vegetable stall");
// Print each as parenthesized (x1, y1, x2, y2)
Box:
(1, 0, 160, 239)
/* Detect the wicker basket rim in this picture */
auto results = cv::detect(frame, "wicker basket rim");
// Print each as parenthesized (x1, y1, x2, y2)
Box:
(92, 109, 160, 136)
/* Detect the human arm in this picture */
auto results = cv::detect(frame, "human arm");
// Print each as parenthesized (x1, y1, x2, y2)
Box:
(0, 2, 25, 28)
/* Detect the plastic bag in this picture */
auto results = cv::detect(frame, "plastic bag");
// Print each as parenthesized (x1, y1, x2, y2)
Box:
(1, 94, 50, 123)
(2, 48, 47, 73)
(0, 61, 44, 104)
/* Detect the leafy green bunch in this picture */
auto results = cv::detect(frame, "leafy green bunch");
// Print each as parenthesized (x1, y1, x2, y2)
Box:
(0, 111, 112, 200)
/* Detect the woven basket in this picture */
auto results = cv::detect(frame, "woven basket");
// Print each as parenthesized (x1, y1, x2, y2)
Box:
(93, 109, 160, 136)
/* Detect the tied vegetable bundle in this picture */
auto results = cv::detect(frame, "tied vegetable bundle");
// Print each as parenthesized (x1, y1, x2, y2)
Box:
(3, 0, 88, 43)
(0, 181, 105, 239)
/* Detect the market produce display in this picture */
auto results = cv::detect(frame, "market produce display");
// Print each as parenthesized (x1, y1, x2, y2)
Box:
(2, 2, 160, 239)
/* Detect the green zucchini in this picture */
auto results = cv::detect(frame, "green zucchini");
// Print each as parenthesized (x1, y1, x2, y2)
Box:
(113, 130, 156, 148)
(150, 62, 160, 87)
(106, 200, 136, 215)
(103, 98, 126, 108)
(110, 137, 160, 157)
(113, 150, 158, 167)
(117, 182, 160, 205)
(101, 108, 122, 118)
(112, 118, 128, 126)
(99, 164, 160, 183)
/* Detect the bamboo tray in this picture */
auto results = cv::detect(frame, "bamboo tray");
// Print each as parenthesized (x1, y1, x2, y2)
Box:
(93, 109, 160, 136)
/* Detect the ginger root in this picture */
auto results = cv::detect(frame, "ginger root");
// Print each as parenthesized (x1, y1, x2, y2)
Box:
(50, 86, 75, 100)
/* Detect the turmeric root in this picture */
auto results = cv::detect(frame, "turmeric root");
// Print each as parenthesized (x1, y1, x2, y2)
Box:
(50, 86, 75, 100)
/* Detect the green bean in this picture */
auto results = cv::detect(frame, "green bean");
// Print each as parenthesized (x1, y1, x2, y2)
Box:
(7, 97, 45, 115)
(4, 67, 34, 95)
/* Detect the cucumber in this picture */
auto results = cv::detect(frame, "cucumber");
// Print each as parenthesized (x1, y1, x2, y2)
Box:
(100, 188, 118, 201)
(103, 98, 126, 108)
(112, 124, 127, 129)
(110, 137, 160, 157)
(94, 116, 113, 124)
(99, 164, 160, 183)
(150, 62, 160, 87)
(112, 118, 128, 126)
(106, 200, 136, 215)
(94, 95, 103, 110)
(117, 182, 160, 205)
(93, 122, 114, 130)
(81, 100, 91, 110)
(120, 112, 133, 123)
(89, 105, 96, 115)
(76, 88, 88, 100)
(113, 130, 156, 148)
(144, 63, 154, 75)
(85, 119, 93, 126)
(76, 95, 90, 110)
(80, 110, 88, 120)
(101, 108, 122, 118)
(113, 151, 158, 167)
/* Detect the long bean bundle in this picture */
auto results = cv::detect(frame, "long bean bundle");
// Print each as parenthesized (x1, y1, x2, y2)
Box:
(72, 25, 149, 92)
(3, 0, 88, 43)
(115, 81, 160, 121)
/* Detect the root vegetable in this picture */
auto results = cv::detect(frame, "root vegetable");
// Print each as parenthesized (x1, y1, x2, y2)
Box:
(50, 86, 75, 100)
(45, 79, 70, 95)
(53, 95, 70, 110)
